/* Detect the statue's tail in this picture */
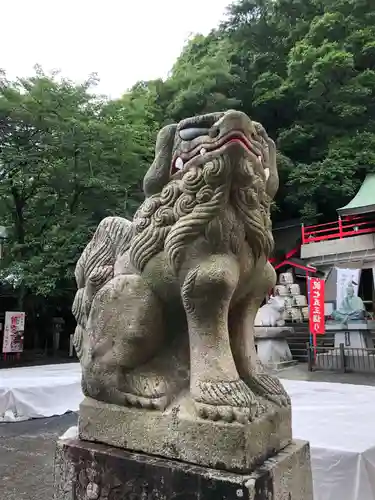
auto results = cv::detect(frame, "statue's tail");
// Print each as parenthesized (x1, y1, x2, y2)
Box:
(72, 216, 133, 362)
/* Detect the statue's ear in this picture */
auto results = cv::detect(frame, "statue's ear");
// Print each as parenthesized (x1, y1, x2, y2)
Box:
(253, 121, 279, 199)
(143, 123, 177, 197)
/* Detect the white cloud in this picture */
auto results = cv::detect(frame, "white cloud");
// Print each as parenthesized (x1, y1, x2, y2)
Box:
(2, 0, 231, 97)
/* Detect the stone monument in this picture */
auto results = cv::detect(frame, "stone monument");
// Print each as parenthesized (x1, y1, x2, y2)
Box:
(253, 296, 297, 370)
(317, 282, 375, 371)
(331, 282, 366, 323)
(56, 111, 314, 499)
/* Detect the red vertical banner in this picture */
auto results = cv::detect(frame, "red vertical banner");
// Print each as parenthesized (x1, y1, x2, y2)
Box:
(309, 278, 325, 335)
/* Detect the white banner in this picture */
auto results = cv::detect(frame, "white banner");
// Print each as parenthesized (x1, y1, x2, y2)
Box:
(336, 268, 361, 308)
(2, 311, 25, 353)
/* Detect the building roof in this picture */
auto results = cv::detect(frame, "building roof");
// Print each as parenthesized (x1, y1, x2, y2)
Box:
(337, 174, 375, 216)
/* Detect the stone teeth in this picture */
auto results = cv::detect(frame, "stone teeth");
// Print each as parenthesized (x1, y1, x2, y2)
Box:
(264, 168, 270, 181)
(200, 148, 206, 156)
(175, 157, 184, 170)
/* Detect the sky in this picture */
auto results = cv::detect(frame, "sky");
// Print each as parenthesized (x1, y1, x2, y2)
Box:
(2, 0, 232, 98)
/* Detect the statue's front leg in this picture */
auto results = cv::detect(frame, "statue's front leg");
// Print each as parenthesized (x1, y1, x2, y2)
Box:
(182, 255, 259, 423)
(230, 262, 290, 407)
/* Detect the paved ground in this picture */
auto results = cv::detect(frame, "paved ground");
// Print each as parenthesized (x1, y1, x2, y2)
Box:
(278, 363, 375, 386)
(1, 364, 375, 499)
(0, 413, 77, 500)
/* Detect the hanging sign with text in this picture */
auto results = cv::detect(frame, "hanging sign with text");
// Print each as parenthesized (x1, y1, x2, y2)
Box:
(308, 278, 325, 335)
(2, 311, 25, 353)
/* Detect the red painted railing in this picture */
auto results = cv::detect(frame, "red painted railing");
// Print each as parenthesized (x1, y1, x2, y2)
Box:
(302, 214, 375, 244)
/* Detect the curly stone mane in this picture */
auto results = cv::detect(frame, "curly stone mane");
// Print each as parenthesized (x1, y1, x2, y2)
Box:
(72, 216, 133, 356)
(231, 156, 274, 259)
(129, 150, 274, 274)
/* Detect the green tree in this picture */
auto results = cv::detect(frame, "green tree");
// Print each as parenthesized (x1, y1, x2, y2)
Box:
(163, 34, 241, 122)
(223, 0, 375, 222)
(283, 0, 375, 220)
(0, 68, 151, 306)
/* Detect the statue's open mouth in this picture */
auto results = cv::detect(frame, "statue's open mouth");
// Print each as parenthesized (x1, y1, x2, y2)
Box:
(170, 130, 267, 178)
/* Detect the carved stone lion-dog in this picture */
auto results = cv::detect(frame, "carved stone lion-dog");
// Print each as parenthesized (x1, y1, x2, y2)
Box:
(72, 110, 290, 426)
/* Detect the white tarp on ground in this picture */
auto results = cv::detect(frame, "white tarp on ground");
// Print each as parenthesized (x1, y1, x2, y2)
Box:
(281, 379, 375, 500)
(1, 363, 375, 500)
(0, 363, 82, 422)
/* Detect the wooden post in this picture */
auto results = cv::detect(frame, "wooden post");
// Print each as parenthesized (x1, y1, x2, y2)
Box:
(306, 342, 313, 371)
(339, 343, 346, 373)
(338, 216, 343, 238)
(306, 273, 312, 347)
(313, 333, 317, 361)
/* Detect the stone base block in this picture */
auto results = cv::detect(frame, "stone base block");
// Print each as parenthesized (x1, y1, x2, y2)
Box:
(255, 327, 297, 370)
(333, 330, 374, 349)
(268, 359, 298, 370)
(54, 437, 314, 500)
(79, 396, 292, 473)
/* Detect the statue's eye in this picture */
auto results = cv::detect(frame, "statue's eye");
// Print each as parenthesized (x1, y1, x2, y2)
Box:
(179, 128, 210, 141)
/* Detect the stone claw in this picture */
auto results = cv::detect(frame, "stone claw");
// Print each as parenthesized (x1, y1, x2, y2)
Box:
(246, 373, 291, 408)
(123, 392, 170, 411)
(122, 372, 172, 411)
(195, 402, 257, 423)
(193, 379, 260, 423)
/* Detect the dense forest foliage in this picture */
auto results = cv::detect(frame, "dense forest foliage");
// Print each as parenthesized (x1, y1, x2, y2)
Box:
(0, 0, 374, 338)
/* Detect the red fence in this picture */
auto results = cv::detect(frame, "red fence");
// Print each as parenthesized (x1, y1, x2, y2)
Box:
(302, 214, 375, 244)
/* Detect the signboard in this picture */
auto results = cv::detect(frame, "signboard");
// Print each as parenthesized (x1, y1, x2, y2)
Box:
(2, 311, 25, 354)
(309, 278, 325, 335)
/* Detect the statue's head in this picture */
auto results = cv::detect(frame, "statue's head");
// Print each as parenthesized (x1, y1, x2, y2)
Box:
(346, 284, 355, 297)
(131, 110, 279, 273)
(143, 110, 278, 201)
(268, 295, 285, 312)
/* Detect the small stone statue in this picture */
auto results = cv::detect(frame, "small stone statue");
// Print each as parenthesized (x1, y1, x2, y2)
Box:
(332, 282, 366, 323)
(254, 295, 285, 327)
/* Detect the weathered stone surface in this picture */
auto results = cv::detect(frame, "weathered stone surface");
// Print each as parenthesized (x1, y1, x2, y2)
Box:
(79, 396, 292, 473)
(254, 296, 286, 327)
(254, 327, 294, 339)
(54, 437, 313, 500)
(71, 111, 289, 421)
(254, 327, 298, 370)
(70, 110, 295, 472)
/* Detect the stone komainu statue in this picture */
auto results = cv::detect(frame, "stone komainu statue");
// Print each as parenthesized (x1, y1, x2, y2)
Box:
(72, 110, 290, 424)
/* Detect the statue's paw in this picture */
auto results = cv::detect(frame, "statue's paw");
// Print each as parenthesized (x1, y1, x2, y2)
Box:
(124, 392, 169, 411)
(194, 402, 257, 423)
(247, 373, 291, 407)
(123, 373, 171, 411)
(193, 379, 260, 423)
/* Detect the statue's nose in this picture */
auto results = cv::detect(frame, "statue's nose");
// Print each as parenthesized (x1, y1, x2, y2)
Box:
(210, 110, 254, 139)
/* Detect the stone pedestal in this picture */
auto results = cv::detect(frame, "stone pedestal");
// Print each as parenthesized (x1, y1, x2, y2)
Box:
(317, 321, 375, 372)
(254, 327, 297, 370)
(79, 396, 292, 473)
(325, 320, 375, 349)
(54, 436, 314, 500)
